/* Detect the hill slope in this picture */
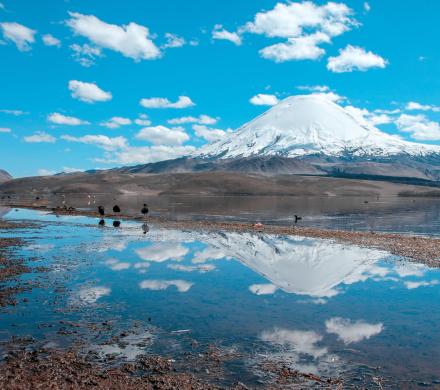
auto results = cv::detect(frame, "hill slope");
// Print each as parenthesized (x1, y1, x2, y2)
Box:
(0, 170, 12, 183)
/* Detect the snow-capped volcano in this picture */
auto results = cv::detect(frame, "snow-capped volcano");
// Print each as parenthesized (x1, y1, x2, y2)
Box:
(197, 95, 440, 159)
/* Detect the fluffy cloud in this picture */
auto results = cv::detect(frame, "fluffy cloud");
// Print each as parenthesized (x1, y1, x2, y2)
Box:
(212, 24, 242, 45)
(24, 131, 56, 143)
(139, 96, 195, 109)
(162, 33, 185, 49)
(48, 112, 89, 126)
(406, 101, 440, 112)
(241, 1, 356, 62)
(345, 105, 393, 127)
(0, 127, 11, 133)
(101, 116, 132, 129)
(135, 125, 189, 145)
(42, 34, 61, 47)
(66, 12, 161, 61)
(260, 32, 330, 62)
(37, 168, 55, 176)
(249, 93, 279, 106)
(327, 45, 388, 72)
(325, 317, 383, 344)
(136, 243, 188, 262)
(0, 22, 36, 51)
(70, 43, 102, 67)
(139, 279, 193, 292)
(168, 114, 218, 125)
(396, 114, 440, 140)
(68, 80, 112, 103)
(77, 286, 111, 304)
(61, 134, 127, 150)
(192, 124, 231, 142)
(297, 85, 330, 92)
(134, 114, 151, 126)
(100, 145, 196, 165)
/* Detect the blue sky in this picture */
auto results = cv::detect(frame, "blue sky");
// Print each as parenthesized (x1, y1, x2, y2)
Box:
(0, 0, 439, 177)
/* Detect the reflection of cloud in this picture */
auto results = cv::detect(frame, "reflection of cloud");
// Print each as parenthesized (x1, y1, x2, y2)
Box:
(167, 264, 215, 273)
(404, 280, 439, 290)
(104, 258, 131, 270)
(26, 243, 55, 253)
(192, 245, 229, 264)
(76, 286, 110, 304)
(261, 328, 327, 358)
(139, 279, 193, 292)
(325, 317, 383, 344)
(88, 330, 155, 361)
(135, 243, 188, 262)
(394, 263, 426, 278)
(249, 283, 278, 295)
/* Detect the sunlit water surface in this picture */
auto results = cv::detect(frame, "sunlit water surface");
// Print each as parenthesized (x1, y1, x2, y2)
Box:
(1, 208, 440, 388)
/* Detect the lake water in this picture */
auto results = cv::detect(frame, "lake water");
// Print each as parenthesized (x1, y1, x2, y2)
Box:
(1, 208, 440, 387)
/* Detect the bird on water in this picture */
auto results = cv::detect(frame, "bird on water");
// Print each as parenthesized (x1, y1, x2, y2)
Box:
(141, 203, 149, 218)
(98, 206, 105, 216)
(113, 205, 121, 213)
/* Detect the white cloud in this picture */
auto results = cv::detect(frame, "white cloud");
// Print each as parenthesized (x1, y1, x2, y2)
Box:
(260, 32, 330, 62)
(192, 124, 231, 142)
(162, 32, 185, 49)
(327, 45, 388, 73)
(297, 85, 330, 92)
(61, 134, 127, 150)
(101, 116, 132, 129)
(134, 114, 151, 126)
(261, 328, 327, 358)
(313, 91, 345, 103)
(168, 114, 218, 125)
(70, 43, 102, 67)
(68, 80, 112, 103)
(244, 1, 356, 39)
(48, 112, 89, 126)
(62, 167, 84, 174)
(404, 280, 439, 290)
(0, 22, 36, 51)
(364, 2, 371, 12)
(139, 96, 195, 109)
(101, 145, 195, 165)
(249, 93, 279, 106)
(136, 125, 189, 145)
(66, 12, 161, 61)
(42, 34, 61, 47)
(249, 283, 278, 295)
(406, 101, 440, 112)
(0, 127, 11, 133)
(0, 109, 28, 116)
(345, 105, 393, 127)
(139, 279, 193, 292)
(212, 24, 242, 46)
(325, 317, 383, 344)
(242, 1, 356, 62)
(396, 114, 440, 141)
(24, 131, 56, 143)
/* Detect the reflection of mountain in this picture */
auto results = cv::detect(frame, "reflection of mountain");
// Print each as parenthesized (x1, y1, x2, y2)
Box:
(0, 207, 11, 218)
(201, 232, 387, 297)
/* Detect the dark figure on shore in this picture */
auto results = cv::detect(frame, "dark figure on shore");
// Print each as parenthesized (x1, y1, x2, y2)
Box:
(98, 206, 105, 217)
(294, 215, 302, 223)
(142, 223, 149, 235)
(98, 219, 105, 227)
(113, 220, 121, 228)
(113, 205, 121, 213)
(141, 204, 149, 218)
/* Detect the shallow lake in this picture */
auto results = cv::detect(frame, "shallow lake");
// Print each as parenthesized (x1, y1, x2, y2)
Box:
(1, 208, 440, 387)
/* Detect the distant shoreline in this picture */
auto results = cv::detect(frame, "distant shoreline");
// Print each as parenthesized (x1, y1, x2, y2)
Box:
(4, 204, 440, 267)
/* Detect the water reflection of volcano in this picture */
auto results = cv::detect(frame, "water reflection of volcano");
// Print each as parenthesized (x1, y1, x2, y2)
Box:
(202, 232, 388, 298)
(0, 207, 11, 218)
